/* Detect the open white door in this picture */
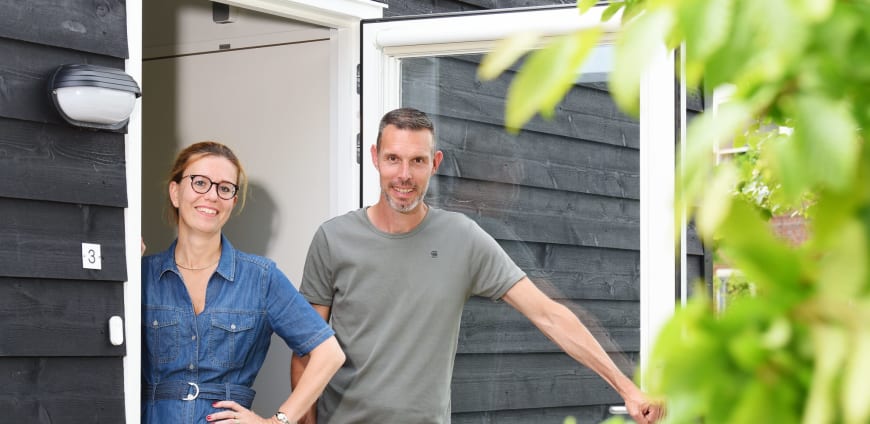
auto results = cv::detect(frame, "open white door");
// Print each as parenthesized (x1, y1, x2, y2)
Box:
(360, 5, 676, 420)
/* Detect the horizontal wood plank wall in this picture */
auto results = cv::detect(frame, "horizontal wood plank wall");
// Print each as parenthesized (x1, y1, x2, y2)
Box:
(0, 0, 128, 58)
(0, 198, 127, 281)
(0, 117, 127, 206)
(0, 38, 124, 125)
(0, 0, 130, 421)
(403, 53, 642, 421)
(0, 357, 125, 421)
(0, 278, 125, 356)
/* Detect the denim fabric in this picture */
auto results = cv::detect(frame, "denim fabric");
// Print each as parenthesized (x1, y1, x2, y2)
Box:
(142, 236, 334, 424)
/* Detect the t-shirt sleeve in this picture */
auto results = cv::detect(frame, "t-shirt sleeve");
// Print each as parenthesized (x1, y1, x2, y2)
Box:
(266, 264, 334, 356)
(465, 218, 526, 300)
(299, 226, 335, 306)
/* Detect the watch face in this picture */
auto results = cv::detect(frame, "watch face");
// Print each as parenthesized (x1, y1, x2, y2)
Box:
(275, 412, 290, 424)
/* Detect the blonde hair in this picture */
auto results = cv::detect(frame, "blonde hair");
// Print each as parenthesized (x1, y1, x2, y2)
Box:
(165, 141, 248, 225)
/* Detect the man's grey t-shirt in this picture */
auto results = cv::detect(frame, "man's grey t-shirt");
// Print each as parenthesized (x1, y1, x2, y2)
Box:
(300, 207, 525, 423)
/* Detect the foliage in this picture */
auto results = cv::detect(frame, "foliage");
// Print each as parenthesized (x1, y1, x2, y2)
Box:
(729, 120, 816, 217)
(481, 0, 870, 423)
(713, 271, 755, 310)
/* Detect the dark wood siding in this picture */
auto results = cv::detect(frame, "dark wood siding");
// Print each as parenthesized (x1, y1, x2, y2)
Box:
(0, 0, 129, 58)
(0, 357, 125, 419)
(684, 87, 710, 297)
(0, 0, 129, 422)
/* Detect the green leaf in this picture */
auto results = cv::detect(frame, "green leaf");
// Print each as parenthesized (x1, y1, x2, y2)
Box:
(765, 133, 812, 205)
(842, 330, 870, 424)
(803, 324, 848, 424)
(577, 0, 598, 14)
(762, 316, 792, 350)
(817, 218, 867, 300)
(610, 8, 674, 116)
(477, 31, 541, 81)
(697, 162, 738, 240)
(715, 199, 804, 297)
(504, 28, 602, 131)
(792, 94, 860, 192)
(811, 189, 860, 249)
(680, 101, 752, 210)
(680, 0, 733, 62)
(601, 2, 625, 22)
(728, 379, 773, 423)
(728, 327, 767, 371)
(792, 0, 835, 22)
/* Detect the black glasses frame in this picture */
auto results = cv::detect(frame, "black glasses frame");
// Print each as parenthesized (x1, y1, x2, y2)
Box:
(182, 174, 239, 200)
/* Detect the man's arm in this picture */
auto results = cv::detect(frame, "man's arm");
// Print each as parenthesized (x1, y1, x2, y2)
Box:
(502, 277, 664, 424)
(291, 304, 332, 424)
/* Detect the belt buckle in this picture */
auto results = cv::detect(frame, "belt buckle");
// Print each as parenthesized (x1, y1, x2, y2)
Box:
(182, 382, 199, 401)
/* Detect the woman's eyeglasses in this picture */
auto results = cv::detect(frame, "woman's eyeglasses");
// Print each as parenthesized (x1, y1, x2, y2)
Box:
(182, 175, 238, 200)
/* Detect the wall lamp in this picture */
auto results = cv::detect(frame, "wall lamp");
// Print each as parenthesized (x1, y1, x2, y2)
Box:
(49, 64, 141, 131)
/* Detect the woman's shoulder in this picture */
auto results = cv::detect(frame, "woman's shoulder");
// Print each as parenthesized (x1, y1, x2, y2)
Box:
(141, 248, 171, 269)
(233, 248, 275, 271)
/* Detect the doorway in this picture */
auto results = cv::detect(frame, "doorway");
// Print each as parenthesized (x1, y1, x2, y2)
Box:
(142, 0, 332, 413)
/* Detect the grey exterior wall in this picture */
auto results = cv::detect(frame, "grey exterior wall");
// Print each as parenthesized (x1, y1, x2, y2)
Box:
(0, 0, 129, 421)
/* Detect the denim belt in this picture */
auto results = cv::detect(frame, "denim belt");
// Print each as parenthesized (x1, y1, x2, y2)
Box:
(144, 381, 255, 408)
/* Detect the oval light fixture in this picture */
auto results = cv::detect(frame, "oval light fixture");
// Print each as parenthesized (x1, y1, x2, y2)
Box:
(48, 64, 142, 131)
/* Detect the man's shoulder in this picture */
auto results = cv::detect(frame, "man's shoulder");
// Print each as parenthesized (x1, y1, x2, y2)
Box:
(427, 206, 478, 229)
(312, 208, 370, 243)
(319, 208, 366, 230)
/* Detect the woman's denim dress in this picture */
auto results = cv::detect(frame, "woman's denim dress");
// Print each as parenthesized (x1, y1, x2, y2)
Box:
(142, 236, 334, 423)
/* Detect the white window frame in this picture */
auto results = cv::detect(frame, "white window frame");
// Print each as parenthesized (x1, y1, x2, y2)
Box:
(359, 5, 676, 380)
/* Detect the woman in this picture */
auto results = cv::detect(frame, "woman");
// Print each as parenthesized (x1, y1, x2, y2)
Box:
(142, 141, 344, 424)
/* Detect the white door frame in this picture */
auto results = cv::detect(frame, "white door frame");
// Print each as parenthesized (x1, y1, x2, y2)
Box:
(126, 1, 384, 422)
(360, 6, 676, 381)
(125, 1, 142, 422)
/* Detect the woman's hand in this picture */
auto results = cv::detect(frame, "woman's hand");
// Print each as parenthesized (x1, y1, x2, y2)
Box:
(207, 401, 273, 424)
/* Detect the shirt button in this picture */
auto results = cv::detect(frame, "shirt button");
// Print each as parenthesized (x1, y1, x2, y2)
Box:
(189, 363, 195, 370)
(152, 320, 158, 327)
(191, 335, 196, 341)
(230, 324, 236, 330)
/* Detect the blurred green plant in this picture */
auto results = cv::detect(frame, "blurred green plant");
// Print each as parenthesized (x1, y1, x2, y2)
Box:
(480, 1, 870, 423)
(713, 271, 755, 310)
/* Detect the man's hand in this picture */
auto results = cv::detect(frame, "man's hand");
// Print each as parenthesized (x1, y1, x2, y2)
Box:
(626, 396, 665, 424)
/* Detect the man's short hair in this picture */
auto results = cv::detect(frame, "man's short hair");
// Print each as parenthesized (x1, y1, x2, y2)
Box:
(376, 107, 436, 153)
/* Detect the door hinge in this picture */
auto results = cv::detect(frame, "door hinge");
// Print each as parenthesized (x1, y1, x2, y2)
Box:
(356, 64, 361, 95)
(356, 133, 361, 164)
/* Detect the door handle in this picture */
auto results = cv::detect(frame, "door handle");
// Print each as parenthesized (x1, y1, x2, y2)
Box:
(609, 405, 628, 415)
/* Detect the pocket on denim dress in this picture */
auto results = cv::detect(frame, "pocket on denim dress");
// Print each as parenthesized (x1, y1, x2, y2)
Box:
(144, 308, 181, 364)
(208, 312, 258, 368)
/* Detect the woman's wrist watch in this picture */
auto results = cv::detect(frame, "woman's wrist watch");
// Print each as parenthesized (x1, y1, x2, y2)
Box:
(274, 411, 292, 424)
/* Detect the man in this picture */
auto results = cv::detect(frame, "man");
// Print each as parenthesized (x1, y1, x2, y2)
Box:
(291, 108, 663, 423)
